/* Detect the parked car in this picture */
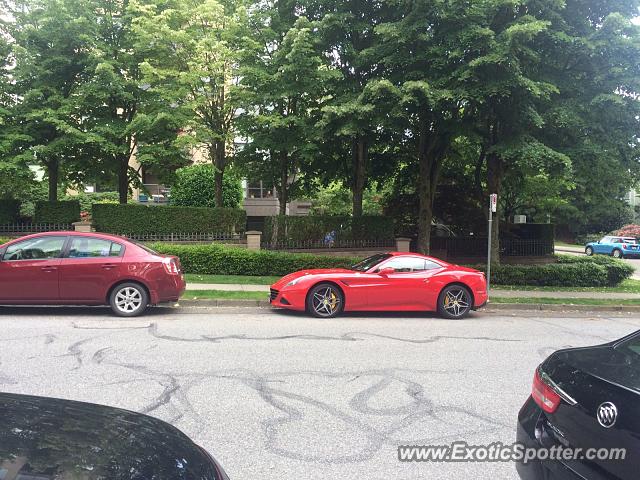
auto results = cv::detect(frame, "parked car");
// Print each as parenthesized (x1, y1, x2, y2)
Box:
(516, 330, 640, 480)
(0, 392, 229, 479)
(585, 235, 640, 258)
(270, 252, 488, 319)
(0, 232, 185, 316)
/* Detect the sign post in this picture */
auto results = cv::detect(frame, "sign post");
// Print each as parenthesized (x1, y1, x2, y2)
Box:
(487, 194, 497, 296)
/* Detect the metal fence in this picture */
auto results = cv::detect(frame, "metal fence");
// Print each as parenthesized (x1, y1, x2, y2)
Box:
(262, 238, 395, 251)
(431, 236, 554, 257)
(113, 232, 244, 244)
(0, 223, 72, 235)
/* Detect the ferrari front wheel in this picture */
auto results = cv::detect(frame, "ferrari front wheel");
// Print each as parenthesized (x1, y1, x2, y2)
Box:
(307, 283, 343, 318)
(437, 285, 472, 319)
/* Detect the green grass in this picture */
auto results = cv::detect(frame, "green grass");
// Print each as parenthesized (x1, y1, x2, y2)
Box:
(491, 297, 640, 306)
(184, 274, 280, 285)
(182, 290, 267, 300)
(495, 279, 640, 294)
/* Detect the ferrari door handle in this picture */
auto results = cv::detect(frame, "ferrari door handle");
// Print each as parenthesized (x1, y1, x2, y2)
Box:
(101, 264, 117, 270)
(41, 266, 58, 272)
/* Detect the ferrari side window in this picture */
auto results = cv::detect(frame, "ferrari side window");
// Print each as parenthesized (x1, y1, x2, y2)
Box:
(379, 256, 429, 273)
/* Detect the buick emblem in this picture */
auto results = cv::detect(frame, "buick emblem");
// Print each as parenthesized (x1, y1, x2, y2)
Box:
(597, 402, 618, 429)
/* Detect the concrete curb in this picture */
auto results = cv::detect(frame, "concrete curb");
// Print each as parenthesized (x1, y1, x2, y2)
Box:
(175, 299, 640, 313)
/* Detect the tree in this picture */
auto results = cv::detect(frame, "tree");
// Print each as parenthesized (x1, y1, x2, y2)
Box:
(238, 11, 336, 215)
(132, 0, 249, 207)
(0, 0, 95, 201)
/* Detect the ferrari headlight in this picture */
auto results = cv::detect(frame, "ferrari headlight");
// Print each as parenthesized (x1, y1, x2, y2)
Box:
(286, 278, 302, 287)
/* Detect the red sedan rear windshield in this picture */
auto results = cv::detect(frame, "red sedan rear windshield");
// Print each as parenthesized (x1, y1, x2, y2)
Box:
(351, 254, 391, 272)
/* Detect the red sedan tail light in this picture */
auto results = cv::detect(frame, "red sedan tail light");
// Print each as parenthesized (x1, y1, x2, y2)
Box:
(532, 369, 561, 413)
(162, 257, 181, 275)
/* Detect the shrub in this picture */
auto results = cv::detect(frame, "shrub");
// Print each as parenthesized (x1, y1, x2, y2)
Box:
(0, 236, 12, 245)
(486, 263, 609, 287)
(0, 199, 20, 224)
(575, 232, 608, 245)
(556, 255, 635, 286)
(170, 164, 243, 209)
(34, 201, 81, 224)
(62, 192, 120, 213)
(263, 215, 394, 244)
(614, 224, 640, 238)
(149, 243, 359, 276)
(93, 204, 246, 235)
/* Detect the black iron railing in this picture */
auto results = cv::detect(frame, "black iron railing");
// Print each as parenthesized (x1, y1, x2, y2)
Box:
(262, 238, 395, 250)
(431, 236, 553, 257)
(0, 223, 73, 235)
(115, 232, 244, 244)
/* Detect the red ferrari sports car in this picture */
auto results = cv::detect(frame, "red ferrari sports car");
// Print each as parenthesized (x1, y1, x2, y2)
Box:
(270, 252, 488, 319)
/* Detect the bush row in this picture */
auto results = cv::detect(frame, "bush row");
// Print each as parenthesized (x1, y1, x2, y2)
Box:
(149, 244, 632, 287)
(263, 215, 394, 244)
(34, 201, 81, 224)
(149, 243, 358, 276)
(62, 192, 120, 213)
(93, 204, 246, 235)
(0, 200, 21, 224)
(556, 255, 634, 286)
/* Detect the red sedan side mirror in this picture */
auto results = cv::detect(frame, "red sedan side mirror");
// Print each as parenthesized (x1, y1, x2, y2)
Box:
(378, 267, 395, 277)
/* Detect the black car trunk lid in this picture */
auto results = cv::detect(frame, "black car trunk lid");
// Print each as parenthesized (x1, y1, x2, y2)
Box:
(540, 345, 640, 479)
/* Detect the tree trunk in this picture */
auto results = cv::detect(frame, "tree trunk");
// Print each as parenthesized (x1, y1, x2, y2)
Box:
(117, 155, 129, 204)
(487, 152, 503, 264)
(47, 158, 59, 202)
(213, 140, 226, 208)
(416, 116, 446, 255)
(351, 136, 367, 217)
(278, 151, 288, 216)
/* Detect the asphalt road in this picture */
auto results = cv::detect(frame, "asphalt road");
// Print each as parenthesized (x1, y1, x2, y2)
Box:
(1, 307, 639, 480)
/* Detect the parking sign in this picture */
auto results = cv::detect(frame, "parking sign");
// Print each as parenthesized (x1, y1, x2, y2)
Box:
(490, 194, 497, 213)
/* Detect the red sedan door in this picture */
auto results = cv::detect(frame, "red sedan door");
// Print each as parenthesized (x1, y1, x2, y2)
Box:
(58, 236, 125, 302)
(0, 236, 67, 302)
(366, 256, 444, 309)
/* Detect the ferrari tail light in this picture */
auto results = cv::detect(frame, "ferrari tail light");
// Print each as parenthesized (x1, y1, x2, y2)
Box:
(532, 368, 561, 413)
(162, 257, 181, 275)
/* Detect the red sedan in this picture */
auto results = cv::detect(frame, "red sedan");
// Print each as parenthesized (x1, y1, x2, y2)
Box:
(0, 232, 186, 316)
(270, 252, 488, 319)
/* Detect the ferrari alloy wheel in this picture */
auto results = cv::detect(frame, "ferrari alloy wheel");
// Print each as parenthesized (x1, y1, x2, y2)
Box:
(585, 246, 594, 256)
(308, 283, 343, 318)
(437, 285, 472, 319)
(612, 249, 623, 259)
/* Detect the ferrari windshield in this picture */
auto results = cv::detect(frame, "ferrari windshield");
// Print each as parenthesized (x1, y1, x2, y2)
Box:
(350, 253, 391, 272)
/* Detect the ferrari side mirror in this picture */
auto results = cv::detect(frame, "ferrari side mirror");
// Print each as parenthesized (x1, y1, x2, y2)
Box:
(378, 267, 395, 277)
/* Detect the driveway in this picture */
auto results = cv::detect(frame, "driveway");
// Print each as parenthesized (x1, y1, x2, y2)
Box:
(1, 307, 638, 480)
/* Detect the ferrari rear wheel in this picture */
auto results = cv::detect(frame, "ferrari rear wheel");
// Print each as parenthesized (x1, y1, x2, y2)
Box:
(307, 283, 343, 318)
(437, 285, 472, 319)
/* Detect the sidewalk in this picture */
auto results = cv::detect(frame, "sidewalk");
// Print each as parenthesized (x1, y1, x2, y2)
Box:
(185, 283, 640, 300)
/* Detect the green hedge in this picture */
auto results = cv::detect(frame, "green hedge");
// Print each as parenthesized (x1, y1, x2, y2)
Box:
(263, 215, 394, 244)
(0, 200, 20, 224)
(150, 243, 358, 276)
(93, 204, 246, 235)
(556, 255, 634, 286)
(34, 201, 81, 224)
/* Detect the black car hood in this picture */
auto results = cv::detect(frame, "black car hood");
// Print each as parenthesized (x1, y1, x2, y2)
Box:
(0, 392, 223, 480)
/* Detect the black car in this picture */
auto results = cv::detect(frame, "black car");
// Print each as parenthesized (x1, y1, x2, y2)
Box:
(0, 392, 229, 480)
(517, 330, 640, 480)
